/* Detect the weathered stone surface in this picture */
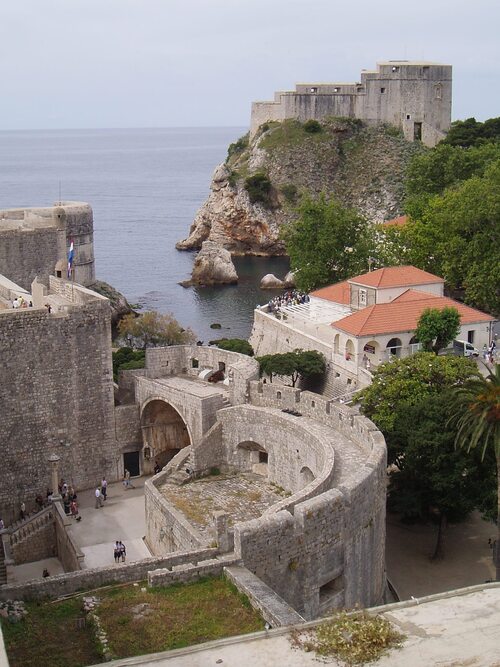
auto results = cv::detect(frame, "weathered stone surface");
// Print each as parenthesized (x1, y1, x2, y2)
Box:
(185, 241, 238, 286)
(90, 280, 134, 332)
(176, 120, 423, 256)
(260, 274, 284, 289)
(283, 271, 295, 288)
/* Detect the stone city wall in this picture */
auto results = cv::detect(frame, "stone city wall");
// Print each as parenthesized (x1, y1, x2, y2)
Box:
(144, 346, 260, 405)
(53, 503, 84, 572)
(144, 462, 208, 555)
(8, 508, 56, 565)
(0, 293, 117, 518)
(0, 202, 95, 289)
(114, 404, 142, 446)
(0, 547, 221, 602)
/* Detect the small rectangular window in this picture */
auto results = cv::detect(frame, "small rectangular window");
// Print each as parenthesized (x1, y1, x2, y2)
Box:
(380, 87, 386, 94)
(406, 114, 411, 120)
(333, 87, 340, 93)
(359, 289, 367, 306)
(310, 87, 318, 93)
(192, 358, 199, 368)
(391, 66, 399, 73)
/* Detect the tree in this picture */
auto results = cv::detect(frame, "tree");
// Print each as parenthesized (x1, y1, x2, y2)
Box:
(213, 338, 254, 356)
(415, 307, 460, 354)
(281, 194, 374, 292)
(118, 311, 195, 350)
(402, 161, 500, 314)
(389, 393, 492, 559)
(257, 350, 325, 387)
(441, 117, 500, 148)
(356, 352, 478, 460)
(448, 364, 500, 579)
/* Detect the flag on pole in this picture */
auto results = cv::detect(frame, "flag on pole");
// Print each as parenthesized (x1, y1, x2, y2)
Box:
(67, 240, 74, 278)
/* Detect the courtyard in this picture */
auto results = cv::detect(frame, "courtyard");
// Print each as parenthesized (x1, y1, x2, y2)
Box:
(160, 472, 286, 538)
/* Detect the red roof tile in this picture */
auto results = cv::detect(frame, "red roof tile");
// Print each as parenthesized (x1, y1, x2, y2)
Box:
(332, 295, 493, 337)
(348, 266, 444, 289)
(310, 280, 350, 305)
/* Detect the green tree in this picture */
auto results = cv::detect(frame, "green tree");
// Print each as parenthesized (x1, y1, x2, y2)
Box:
(282, 194, 374, 292)
(415, 307, 460, 354)
(356, 352, 478, 459)
(441, 117, 500, 148)
(118, 311, 195, 350)
(213, 338, 254, 356)
(112, 347, 146, 381)
(448, 364, 500, 579)
(403, 161, 500, 314)
(257, 350, 325, 387)
(389, 393, 492, 559)
(244, 172, 273, 206)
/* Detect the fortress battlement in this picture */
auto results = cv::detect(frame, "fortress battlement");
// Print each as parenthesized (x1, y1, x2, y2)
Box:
(250, 60, 452, 147)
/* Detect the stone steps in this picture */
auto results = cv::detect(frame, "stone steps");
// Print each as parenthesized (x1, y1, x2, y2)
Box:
(166, 453, 194, 486)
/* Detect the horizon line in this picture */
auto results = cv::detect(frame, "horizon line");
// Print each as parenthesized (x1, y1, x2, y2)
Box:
(0, 124, 249, 133)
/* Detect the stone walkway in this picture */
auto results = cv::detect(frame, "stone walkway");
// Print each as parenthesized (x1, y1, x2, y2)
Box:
(161, 472, 285, 537)
(66, 477, 151, 569)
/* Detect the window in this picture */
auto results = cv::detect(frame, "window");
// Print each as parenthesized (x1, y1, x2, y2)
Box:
(191, 358, 199, 368)
(333, 87, 340, 93)
(359, 289, 367, 306)
(276, 391, 282, 399)
(435, 84, 442, 100)
(311, 400, 315, 408)
(391, 66, 399, 73)
(310, 87, 318, 93)
(380, 87, 386, 94)
(414, 122, 422, 141)
(467, 330, 475, 344)
(56, 270, 62, 278)
(406, 114, 411, 120)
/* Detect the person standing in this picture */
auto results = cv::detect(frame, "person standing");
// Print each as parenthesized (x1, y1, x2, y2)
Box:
(119, 541, 126, 562)
(0, 518, 4, 530)
(101, 477, 107, 501)
(20, 502, 26, 520)
(95, 487, 103, 509)
(113, 541, 121, 563)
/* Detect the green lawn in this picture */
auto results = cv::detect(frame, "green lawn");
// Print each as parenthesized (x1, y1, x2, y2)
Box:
(1, 577, 264, 666)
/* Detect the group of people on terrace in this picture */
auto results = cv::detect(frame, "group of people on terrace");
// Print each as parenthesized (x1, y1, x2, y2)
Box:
(267, 290, 309, 314)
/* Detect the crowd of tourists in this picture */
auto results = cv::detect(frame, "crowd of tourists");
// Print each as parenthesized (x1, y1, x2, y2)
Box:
(267, 290, 309, 313)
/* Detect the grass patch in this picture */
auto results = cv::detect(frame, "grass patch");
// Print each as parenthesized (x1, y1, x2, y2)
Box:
(292, 610, 404, 665)
(1, 598, 101, 667)
(259, 119, 331, 151)
(99, 577, 264, 657)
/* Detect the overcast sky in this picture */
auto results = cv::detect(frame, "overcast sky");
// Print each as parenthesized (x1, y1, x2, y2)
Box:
(1, 0, 498, 130)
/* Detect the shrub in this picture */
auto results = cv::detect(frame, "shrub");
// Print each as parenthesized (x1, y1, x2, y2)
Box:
(227, 133, 249, 160)
(244, 172, 273, 206)
(112, 347, 145, 381)
(280, 183, 298, 203)
(214, 338, 254, 356)
(228, 170, 239, 187)
(303, 119, 322, 134)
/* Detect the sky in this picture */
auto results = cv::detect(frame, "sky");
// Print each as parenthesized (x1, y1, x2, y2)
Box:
(0, 0, 498, 130)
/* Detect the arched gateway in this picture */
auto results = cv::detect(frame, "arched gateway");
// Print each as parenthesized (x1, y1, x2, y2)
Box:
(141, 399, 191, 470)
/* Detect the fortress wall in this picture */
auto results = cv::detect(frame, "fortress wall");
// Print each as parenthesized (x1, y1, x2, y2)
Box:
(250, 101, 284, 137)
(0, 299, 117, 519)
(0, 202, 95, 289)
(218, 405, 334, 496)
(0, 227, 58, 290)
(191, 422, 225, 474)
(114, 404, 142, 446)
(145, 345, 260, 404)
(145, 469, 208, 555)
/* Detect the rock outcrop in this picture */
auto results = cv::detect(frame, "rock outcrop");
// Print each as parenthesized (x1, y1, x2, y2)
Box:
(184, 241, 238, 286)
(260, 274, 284, 289)
(176, 118, 424, 256)
(90, 280, 135, 333)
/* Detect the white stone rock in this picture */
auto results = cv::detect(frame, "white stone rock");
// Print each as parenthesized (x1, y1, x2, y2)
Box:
(260, 274, 284, 289)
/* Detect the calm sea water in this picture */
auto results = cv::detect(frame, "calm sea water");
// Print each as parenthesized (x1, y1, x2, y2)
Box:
(0, 128, 289, 341)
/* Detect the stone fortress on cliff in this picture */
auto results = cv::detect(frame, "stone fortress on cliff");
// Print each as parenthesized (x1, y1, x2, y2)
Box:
(0, 201, 386, 622)
(251, 60, 452, 147)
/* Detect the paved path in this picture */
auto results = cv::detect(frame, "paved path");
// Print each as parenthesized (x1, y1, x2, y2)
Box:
(66, 478, 151, 568)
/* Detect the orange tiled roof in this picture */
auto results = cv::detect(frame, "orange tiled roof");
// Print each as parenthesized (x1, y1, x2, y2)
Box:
(310, 280, 350, 305)
(348, 265, 444, 289)
(333, 294, 494, 337)
(382, 215, 408, 227)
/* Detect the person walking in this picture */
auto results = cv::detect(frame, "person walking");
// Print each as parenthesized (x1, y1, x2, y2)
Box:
(118, 541, 126, 563)
(20, 502, 26, 521)
(95, 486, 103, 509)
(123, 469, 134, 490)
(101, 477, 107, 501)
(113, 541, 121, 563)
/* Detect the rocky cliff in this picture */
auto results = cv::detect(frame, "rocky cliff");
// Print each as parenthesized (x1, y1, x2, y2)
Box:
(176, 118, 424, 256)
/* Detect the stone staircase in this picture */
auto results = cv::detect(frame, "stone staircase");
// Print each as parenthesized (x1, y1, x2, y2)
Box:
(166, 452, 194, 486)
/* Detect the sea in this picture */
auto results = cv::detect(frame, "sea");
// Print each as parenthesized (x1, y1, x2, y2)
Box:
(0, 127, 289, 341)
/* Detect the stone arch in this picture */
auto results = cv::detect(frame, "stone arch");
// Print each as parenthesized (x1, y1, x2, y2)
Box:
(344, 339, 355, 361)
(236, 440, 268, 476)
(300, 466, 315, 487)
(386, 337, 403, 357)
(141, 398, 191, 470)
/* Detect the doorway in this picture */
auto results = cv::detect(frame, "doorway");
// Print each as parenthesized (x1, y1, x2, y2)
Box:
(123, 451, 140, 477)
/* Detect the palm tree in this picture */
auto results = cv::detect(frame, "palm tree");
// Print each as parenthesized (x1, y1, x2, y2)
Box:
(449, 363, 500, 580)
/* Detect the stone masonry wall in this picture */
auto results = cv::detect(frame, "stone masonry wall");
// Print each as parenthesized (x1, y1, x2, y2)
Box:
(0, 227, 58, 291)
(0, 297, 117, 519)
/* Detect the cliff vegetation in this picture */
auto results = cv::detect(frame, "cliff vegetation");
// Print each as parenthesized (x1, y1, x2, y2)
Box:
(176, 117, 423, 256)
